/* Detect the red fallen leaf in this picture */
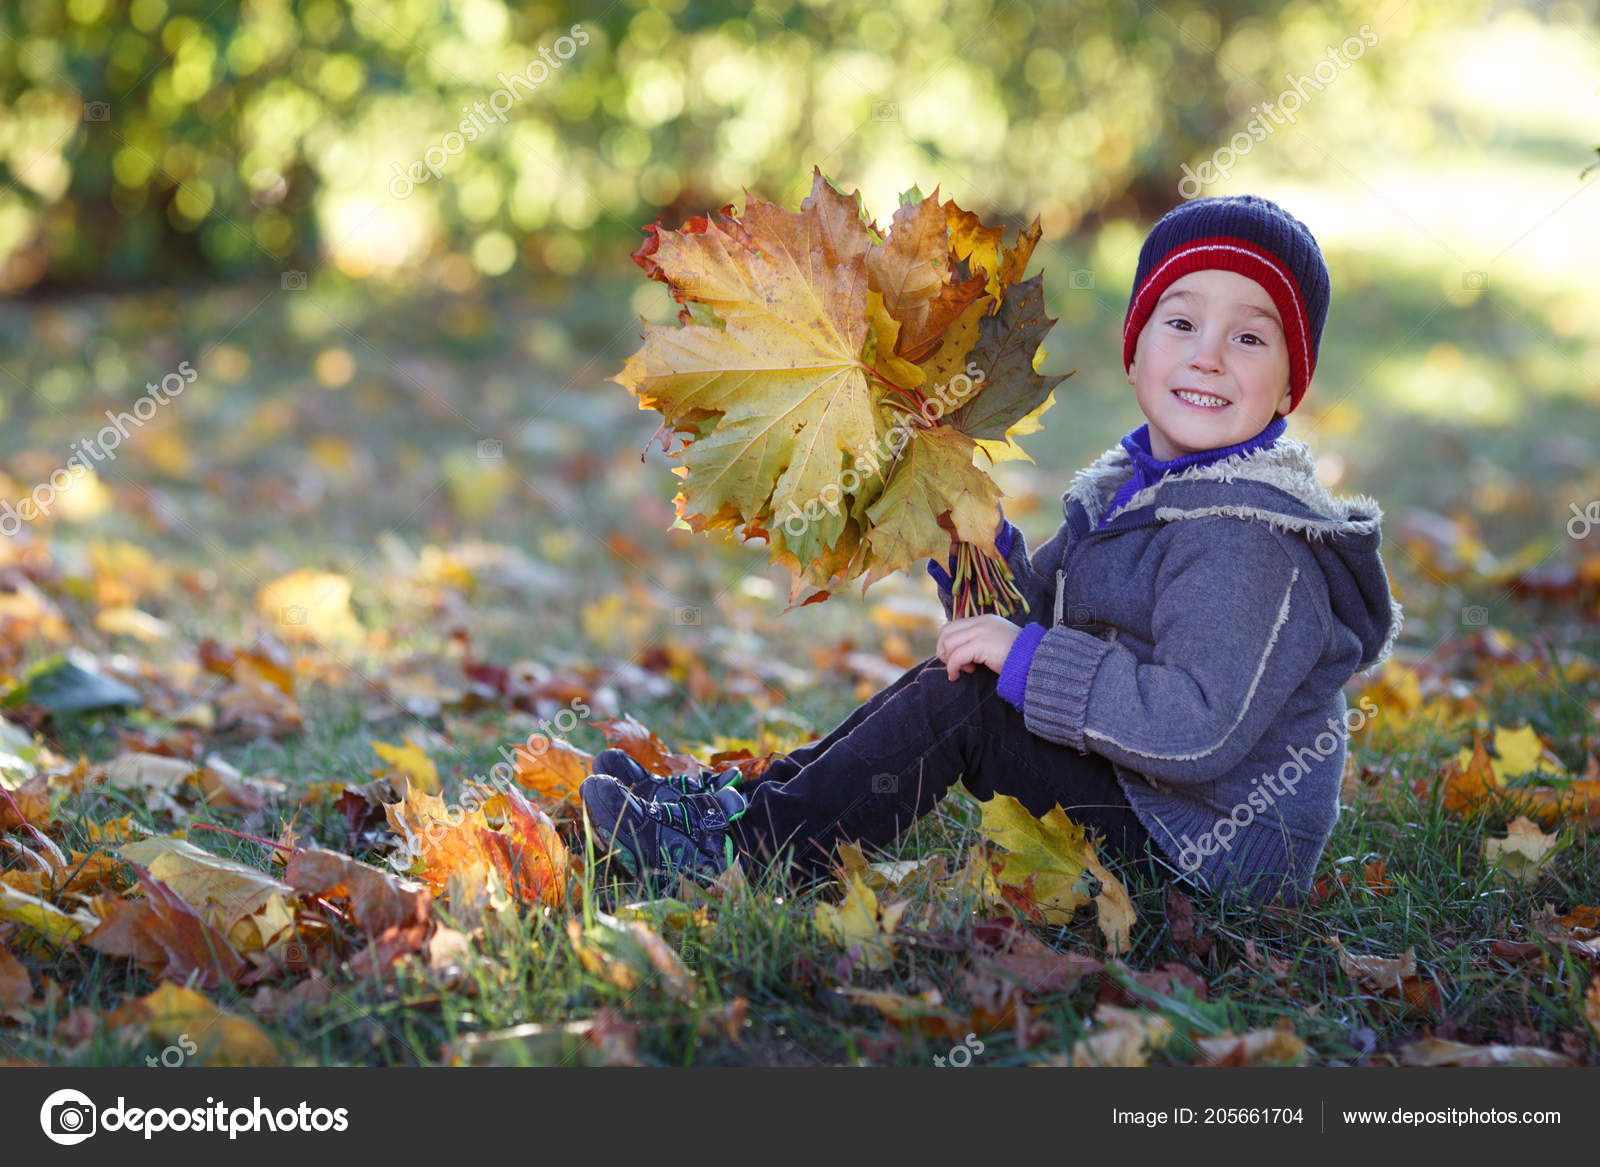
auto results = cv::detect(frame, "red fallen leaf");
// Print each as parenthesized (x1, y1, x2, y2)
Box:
(346, 912, 431, 980)
(0, 946, 31, 1011)
(591, 714, 700, 777)
(284, 848, 428, 935)
(461, 657, 509, 694)
(89, 868, 247, 988)
(1163, 885, 1215, 959)
(140, 870, 249, 988)
(1363, 858, 1395, 894)
(81, 895, 167, 965)
(1489, 939, 1547, 964)
(969, 917, 1103, 995)
(249, 971, 335, 1021)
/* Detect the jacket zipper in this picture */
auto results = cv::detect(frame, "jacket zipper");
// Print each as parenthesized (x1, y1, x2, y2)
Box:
(1049, 514, 1166, 759)
(1053, 516, 1165, 628)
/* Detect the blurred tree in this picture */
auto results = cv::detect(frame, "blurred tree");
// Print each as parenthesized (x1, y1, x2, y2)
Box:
(0, 0, 1490, 294)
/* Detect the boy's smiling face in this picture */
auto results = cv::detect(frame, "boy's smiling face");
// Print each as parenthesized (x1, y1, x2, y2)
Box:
(1126, 269, 1294, 461)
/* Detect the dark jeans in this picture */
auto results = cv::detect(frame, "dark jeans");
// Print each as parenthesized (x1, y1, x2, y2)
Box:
(729, 654, 1160, 888)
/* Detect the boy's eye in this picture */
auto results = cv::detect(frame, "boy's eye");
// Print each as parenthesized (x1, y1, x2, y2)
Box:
(1167, 318, 1266, 345)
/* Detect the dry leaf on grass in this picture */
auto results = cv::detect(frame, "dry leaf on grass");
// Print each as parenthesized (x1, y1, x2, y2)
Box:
(106, 982, 282, 1066)
(1069, 1004, 1173, 1067)
(1396, 1037, 1574, 1067)
(813, 866, 908, 972)
(1195, 1020, 1309, 1066)
(1328, 937, 1440, 1016)
(1483, 815, 1560, 885)
(978, 794, 1136, 954)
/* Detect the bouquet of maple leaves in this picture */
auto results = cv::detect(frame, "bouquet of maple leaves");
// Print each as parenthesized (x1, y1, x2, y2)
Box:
(614, 166, 1070, 617)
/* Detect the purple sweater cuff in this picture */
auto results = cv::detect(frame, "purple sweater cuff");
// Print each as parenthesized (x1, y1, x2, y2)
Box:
(927, 520, 1013, 590)
(996, 620, 1047, 709)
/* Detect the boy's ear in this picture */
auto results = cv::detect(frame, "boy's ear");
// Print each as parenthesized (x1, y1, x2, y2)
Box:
(1276, 384, 1294, 415)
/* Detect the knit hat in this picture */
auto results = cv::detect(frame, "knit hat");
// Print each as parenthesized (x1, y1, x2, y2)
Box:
(1121, 194, 1330, 414)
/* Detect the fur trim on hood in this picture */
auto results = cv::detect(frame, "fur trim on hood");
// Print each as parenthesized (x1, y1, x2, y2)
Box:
(1062, 433, 1405, 674)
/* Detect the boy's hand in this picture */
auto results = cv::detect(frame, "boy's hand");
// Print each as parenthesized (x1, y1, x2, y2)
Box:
(935, 615, 1020, 681)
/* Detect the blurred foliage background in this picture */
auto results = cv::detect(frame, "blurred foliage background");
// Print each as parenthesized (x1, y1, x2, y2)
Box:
(1, 0, 1598, 690)
(2, 0, 1565, 290)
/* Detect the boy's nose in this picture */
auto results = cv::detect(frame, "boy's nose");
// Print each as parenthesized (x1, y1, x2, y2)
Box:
(1188, 334, 1226, 370)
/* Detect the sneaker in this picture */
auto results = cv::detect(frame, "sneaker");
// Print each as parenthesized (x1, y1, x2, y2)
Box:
(590, 747, 738, 798)
(580, 774, 746, 883)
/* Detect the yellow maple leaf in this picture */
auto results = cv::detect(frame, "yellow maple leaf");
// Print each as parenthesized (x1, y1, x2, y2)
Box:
(978, 794, 1137, 954)
(254, 570, 363, 646)
(813, 867, 908, 972)
(114, 983, 281, 1066)
(118, 836, 295, 952)
(371, 735, 440, 794)
(1482, 815, 1560, 885)
(0, 883, 98, 944)
(614, 169, 878, 578)
(1477, 723, 1558, 780)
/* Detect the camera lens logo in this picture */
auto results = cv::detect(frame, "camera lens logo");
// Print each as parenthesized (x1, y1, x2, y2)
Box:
(40, 1089, 97, 1145)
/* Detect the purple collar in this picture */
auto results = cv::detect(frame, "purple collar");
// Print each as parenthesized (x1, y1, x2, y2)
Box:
(1099, 414, 1287, 528)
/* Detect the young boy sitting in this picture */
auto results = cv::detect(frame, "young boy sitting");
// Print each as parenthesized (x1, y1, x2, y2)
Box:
(581, 193, 1405, 906)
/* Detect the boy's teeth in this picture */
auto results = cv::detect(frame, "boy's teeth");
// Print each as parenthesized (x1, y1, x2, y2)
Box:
(1176, 390, 1227, 407)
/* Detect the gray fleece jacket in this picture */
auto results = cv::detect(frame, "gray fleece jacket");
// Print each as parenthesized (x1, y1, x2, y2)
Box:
(934, 433, 1405, 905)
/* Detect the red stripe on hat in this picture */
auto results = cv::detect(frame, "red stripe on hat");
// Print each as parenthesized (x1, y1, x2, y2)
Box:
(1122, 236, 1313, 407)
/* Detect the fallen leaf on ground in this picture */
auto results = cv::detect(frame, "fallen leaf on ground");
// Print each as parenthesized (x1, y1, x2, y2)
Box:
(1329, 938, 1439, 1016)
(119, 835, 295, 950)
(1195, 1020, 1308, 1066)
(505, 731, 593, 807)
(830, 985, 970, 1040)
(284, 847, 428, 934)
(249, 971, 335, 1021)
(813, 867, 907, 972)
(0, 883, 98, 945)
(0, 945, 33, 1017)
(106, 982, 283, 1066)
(978, 794, 1136, 953)
(1163, 885, 1214, 960)
(969, 917, 1102, 996)
(566, 915, 696, 1002)
(384, 780, 566, 907)
(1396, 1037, 1574, 1067)
(370, 736, 439, 794)
(1483, 815, 1560, 885)
(254, 570, 364, 646)
(111, 868, 247, 988)
(1069, 1003, 1173, 1067)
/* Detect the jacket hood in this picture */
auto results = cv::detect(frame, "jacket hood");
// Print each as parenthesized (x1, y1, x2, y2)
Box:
(1062, 433, 1405, 674)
